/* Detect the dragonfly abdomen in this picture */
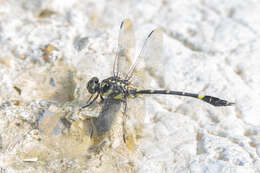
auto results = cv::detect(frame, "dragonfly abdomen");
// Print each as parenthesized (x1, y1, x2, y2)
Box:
(132, 89, 234, 107)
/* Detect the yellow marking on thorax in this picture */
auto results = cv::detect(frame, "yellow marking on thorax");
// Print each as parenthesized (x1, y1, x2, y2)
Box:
(114, 93, 124, 99)
(103, 89, 113, 96)
(198, 94, 205, 99)
(166, 90, 171, 94)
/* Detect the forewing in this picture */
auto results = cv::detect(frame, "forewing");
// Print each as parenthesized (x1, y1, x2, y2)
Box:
(113, 19, 136, 78)
(92, 99, 122, 137)
(126, 28, 163, 87)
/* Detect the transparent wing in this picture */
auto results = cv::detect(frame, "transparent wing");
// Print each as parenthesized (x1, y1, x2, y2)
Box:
(123, 97, 146, 149)
(113, 19, 136, 78)
(125, 28, 163, 87)
(92, 99, 121, 138)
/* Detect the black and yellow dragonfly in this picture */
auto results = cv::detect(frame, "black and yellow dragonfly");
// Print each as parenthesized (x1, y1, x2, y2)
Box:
(80, 19, 234, 144)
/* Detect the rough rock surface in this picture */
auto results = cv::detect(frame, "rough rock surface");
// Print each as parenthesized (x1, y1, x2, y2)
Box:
(0, 0, 259, 172)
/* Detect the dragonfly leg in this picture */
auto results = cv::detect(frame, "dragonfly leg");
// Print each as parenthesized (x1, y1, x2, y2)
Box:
(121, 100, 128, 143)
(80, 93, 99, 110)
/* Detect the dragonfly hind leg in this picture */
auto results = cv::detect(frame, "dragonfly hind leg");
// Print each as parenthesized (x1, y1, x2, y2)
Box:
(121, 100, 128, 143)
(121, 100, 137, 150)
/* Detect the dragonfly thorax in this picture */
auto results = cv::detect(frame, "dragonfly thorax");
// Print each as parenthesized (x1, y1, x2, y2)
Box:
(99, 76, 128, 99)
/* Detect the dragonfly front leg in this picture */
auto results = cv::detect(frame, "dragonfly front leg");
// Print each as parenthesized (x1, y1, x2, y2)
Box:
(80, 93, 99, 111)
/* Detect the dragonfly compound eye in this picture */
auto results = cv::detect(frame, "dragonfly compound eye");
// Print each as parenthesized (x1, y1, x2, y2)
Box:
(87, 77, 99, 94)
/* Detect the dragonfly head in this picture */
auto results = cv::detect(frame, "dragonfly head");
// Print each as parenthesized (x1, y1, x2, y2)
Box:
(87, 77, 100, 94)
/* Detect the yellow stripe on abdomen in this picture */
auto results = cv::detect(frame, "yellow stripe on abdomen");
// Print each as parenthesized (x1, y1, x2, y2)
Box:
(198, 94, 205, 99)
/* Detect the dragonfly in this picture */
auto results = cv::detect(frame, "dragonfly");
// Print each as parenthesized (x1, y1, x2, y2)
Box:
(80, 19, 234, 145)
